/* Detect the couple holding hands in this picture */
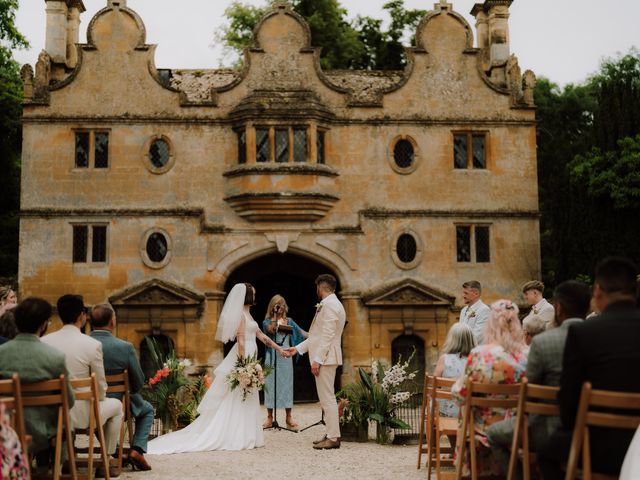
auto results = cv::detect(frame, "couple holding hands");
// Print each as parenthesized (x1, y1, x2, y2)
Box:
(147, 274, 346, 454)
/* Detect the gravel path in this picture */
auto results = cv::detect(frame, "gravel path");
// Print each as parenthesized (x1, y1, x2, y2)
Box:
(120, 403, 428, 480)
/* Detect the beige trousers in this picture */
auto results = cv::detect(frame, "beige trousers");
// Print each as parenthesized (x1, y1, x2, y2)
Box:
(71, 398, 123, 454)
(315, 365, 340, 440)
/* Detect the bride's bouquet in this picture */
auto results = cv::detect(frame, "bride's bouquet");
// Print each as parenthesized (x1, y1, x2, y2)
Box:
(226, 354, 273, 401)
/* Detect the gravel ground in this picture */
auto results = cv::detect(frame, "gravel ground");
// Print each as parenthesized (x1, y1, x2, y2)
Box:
(119, 403, 430, 480)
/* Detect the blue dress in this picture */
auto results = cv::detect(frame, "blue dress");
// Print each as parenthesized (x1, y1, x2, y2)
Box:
(262, 318, 305, 409)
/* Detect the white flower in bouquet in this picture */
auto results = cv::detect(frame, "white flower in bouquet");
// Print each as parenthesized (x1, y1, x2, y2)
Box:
(390, 391, 411, 405)
(178, 358, 192, 368)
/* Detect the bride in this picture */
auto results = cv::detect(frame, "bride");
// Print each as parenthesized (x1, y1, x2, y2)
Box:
(147, 283, 285, 453)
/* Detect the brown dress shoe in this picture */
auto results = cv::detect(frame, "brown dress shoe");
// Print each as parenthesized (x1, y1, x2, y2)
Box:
(313, 437, 340, 450)
(129, 450, 152, 471)
(312, 435, 327, 445)
(95, 466, 120, 478)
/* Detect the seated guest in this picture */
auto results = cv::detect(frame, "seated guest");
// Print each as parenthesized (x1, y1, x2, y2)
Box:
(522, 314, 546, 346)
(0, 297, 75, 466)
(0, 310, 18, 345)
(433, 323, 476, 418)
(0, 402, 29, 479)
(90, 304, 153, 471)
(522, 280, 555, 329)
(0, 286, 17, 317)
(538, 257, 640, 479)
(486, 280, 591, 476)
(452, 300, 528, 478)
(42, 295, 123, 478)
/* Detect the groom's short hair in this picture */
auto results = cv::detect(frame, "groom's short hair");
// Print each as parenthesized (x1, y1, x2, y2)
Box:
(316, 274, 337, 292)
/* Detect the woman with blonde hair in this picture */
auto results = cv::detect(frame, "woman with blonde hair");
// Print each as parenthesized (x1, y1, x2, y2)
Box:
(261, 294, 308, 428)
(434, 323, 476, 418)
(452, 299, 528, 477)
(0, 286, 17, 317)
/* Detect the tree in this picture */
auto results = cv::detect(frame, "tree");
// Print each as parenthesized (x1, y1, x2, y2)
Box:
(536, 50, 640, 286)
(215, 0, 426, 70)
(0, 0, 29, 277)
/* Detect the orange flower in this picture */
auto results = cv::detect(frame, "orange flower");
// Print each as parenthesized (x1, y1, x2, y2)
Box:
(160, 368, 170, 377)
(204, 374, 212, 390)
(149, 378, 157, 385)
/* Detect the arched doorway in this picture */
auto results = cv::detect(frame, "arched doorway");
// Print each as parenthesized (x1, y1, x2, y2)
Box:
(391, 334, 426, 382)
(224, 252, 342, 402)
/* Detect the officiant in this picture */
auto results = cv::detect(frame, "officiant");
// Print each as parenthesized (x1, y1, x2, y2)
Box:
(262, 294, 309, 429)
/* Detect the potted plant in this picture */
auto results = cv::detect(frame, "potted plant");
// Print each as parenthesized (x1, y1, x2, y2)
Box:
(337, 381, 370, 442)
(359, 357, 416, 444)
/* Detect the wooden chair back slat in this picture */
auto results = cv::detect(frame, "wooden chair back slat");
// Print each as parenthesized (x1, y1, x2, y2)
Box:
(586, 412, 640, 429)
(524, 402, 560, 416)
(526, 383, 559, 401)
(19, 374, 77, 480)
(22, 394, 64, 406)
(458, 379, 525, 480)
(565, 382, 640, 480)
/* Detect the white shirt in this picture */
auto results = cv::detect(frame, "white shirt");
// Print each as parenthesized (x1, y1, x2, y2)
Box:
(459, 300, 491, 344)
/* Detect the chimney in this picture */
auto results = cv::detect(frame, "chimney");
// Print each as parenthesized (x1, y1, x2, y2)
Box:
(470, 0, 513, 87)
(45, 0, 68, 64)
(66, 1, 85, 68)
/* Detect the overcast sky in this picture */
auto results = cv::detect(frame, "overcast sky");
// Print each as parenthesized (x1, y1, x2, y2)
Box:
(13, 0, 640, 86)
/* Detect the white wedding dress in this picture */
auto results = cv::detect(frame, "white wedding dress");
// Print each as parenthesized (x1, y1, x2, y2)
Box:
(147, 312, 264, 453)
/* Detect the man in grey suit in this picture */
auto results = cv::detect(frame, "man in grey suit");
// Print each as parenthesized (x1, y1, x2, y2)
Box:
(90, 304, 153, 471)
(458, 280, 490, 344)
(0, 297, 75, 467)
(485, 280, 591, 477)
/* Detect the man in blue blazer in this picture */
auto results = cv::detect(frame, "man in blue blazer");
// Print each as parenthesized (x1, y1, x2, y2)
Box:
(90, 304, 153, 471)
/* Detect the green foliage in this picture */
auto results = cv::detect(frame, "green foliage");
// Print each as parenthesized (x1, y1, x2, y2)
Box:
(0, 0, 28, 277)
(536, 49, 640, 285)
(215, 0, 426, 70)
(570, 134, 640, 209)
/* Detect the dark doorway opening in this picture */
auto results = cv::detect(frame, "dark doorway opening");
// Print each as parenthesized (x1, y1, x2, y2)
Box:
(224, 252, 342, 402)
(140, 334, 175, 379)
(391, 334, 426, 383)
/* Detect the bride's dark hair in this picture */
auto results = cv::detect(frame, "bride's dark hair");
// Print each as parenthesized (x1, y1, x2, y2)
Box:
(243, 283, 256, 306)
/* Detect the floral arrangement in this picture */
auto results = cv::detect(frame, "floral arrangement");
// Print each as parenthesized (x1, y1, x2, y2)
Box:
(226, 354, 273, 401)
(142, 338, 212, 433)
(339, 353, 417, 444)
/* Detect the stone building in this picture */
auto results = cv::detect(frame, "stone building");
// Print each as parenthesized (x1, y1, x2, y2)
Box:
(19, 0, 538, 398)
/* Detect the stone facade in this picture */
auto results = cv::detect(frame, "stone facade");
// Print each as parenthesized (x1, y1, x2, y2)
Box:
(20, 0, 538, 392)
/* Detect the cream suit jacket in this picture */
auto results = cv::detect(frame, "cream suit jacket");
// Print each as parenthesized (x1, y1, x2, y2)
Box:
(297, 293, 346, 366)
(41, 324, 109, 428)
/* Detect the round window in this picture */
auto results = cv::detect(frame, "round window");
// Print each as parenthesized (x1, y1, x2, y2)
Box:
(393, 139, 414, 169)
(149, 139, 170, 168)
(146, 232, 168, 263)
(396, 233, 417, 264)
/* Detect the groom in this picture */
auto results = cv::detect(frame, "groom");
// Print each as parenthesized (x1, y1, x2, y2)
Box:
(285, 274, 346, 449)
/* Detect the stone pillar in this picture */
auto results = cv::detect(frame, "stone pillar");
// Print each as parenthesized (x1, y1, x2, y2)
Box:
(45, 0, 68, 64)
(471, 5, 489, 50)
(65, 6, 81, 68)
(340, 293, 370, 385)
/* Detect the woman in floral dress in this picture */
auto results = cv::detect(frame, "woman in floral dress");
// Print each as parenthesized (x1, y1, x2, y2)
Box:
(0, 403, 30, 479)
(452, 299, 528, 478)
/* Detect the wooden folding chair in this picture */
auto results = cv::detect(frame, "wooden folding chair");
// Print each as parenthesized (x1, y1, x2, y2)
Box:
(427, 377, 459, 480)
(455, 379, 525, 480)
(0, 373, 29, 455)
(21, 374, 77, 480)
(507, 380, 560, 480)
(417, 373, 432, 469)
(106, 370, 134, 471)
(565, 382, 640, 480)
(70, 374, 111, 480)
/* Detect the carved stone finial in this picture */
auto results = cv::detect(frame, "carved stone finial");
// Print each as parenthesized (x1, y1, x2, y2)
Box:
(34, 50, 51, 98)
(522, 70, 536, 106)
(107, 0, 126, 7)
(507, 53, 522, 102)
(20, 64, 34, 99)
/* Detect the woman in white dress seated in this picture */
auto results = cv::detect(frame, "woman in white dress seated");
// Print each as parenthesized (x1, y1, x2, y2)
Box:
(147, 283, 285, 454)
